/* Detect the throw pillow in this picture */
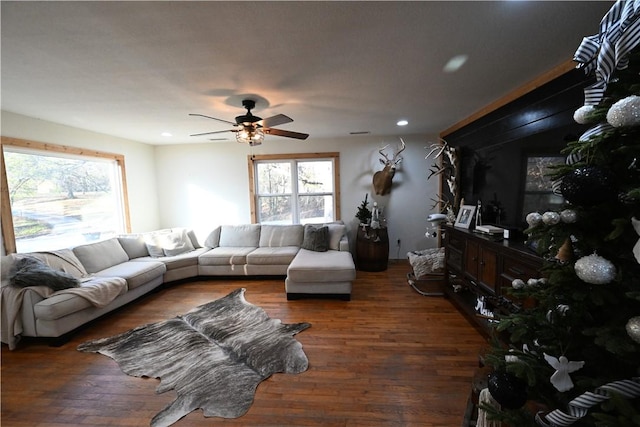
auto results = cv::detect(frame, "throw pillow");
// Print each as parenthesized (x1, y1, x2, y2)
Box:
(9, 256, 80, 291)
(301, 225, 329, 252)
(162, 229, 196, 256)
(144, 230, 172, 257)
(325, 223, 346, 250)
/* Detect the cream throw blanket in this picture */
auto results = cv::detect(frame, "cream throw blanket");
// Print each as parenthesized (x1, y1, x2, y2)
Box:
(1, 250, 127, 350)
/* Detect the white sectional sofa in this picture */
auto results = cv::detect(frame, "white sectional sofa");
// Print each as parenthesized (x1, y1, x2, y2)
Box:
(1, 223, 356, 349)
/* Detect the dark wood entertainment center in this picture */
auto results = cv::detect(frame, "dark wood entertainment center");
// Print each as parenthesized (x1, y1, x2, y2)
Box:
(443, 225, 541, 336)
(438, 60, 594, 426)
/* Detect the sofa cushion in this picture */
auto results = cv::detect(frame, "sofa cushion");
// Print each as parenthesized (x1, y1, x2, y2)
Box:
(246, 246, 299, 265)
(27, 248, 88, 278)
(159, 229, 195, 256)
(184, 229, 202, 249)
(325, 223, 346, 250)
(219, 225, 261, 247)
(259, 225, 304, 247)
(204, 227, 221, 248)
(198, 247, 256, 266)
(93, 260, 166, 289)
(117, 235, 150, 259)
(143, 229, 172, 257)
(301, 225, 329, 252)
(133, 247, 209, 270)
(73, 238, 129, 274)
(287, 249, 356, 283)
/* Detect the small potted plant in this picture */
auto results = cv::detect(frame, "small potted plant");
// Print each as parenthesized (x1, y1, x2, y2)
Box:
(355, 194, 372, 226)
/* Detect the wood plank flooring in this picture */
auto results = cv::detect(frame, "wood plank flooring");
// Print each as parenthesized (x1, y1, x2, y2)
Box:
(1, 261, 487, 427)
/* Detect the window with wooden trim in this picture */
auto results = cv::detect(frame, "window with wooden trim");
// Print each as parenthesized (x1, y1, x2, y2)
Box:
(248, 153, 340, 224)
(1, 137, 130, 254)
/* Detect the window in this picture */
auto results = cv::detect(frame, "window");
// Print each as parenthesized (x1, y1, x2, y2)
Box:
(249, 153, 340, 224)
(521, 155, 565, 221)
(1, 137, 130, 253)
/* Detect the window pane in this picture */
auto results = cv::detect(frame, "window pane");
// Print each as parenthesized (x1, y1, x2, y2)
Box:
(299, 195, 334, 224)
(256, 162, 291, 194)
(258, 196, 292, 224)
(5, 149, 125, 252)
(525, 156, 564, 191)
(297, 161, 333, 193)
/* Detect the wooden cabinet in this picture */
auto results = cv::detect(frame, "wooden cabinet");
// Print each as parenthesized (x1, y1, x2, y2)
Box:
(464, 240, 498, 293)
(356, 226, 389, 271)
(443, 225, 542, 336)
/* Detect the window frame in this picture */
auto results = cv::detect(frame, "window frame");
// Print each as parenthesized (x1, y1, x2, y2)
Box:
(248, 152, 341, 224)
(0, 137, 131, 254)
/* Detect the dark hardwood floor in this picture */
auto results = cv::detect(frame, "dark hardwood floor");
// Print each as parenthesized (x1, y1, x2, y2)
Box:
(1, 261, 486, 427)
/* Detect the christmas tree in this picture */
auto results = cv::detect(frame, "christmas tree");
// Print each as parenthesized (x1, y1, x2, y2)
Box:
(482, 2, 640, 426)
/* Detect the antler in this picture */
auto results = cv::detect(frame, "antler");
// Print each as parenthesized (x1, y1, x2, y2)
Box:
(378, 144, 391, 164)
(392, 138, 406, 164)
(425, 138, 449, 160)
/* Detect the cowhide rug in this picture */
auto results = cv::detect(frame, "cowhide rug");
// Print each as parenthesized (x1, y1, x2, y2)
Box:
(78, 288, 311, 427)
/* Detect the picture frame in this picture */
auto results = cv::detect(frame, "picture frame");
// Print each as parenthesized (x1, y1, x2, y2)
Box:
(454, 205, 476, 229)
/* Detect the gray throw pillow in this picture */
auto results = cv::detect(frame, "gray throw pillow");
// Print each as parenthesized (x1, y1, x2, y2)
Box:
(9, 256, 80, 291)
(301, 225, 329, 252)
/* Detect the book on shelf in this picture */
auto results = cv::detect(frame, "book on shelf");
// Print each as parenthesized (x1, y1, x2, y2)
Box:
(475, 225, 504, 234)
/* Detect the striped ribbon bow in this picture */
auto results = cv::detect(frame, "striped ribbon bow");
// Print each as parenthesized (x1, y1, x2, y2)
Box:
(535, 377, 640, 426)
(574, 0, 640, 106)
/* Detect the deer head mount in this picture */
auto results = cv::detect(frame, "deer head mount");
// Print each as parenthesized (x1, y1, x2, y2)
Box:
(372, 138, 406, 195)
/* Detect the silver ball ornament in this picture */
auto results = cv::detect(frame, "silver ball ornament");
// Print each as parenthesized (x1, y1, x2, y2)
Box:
(512, 279, 525, 289)
(607, 95, 640, 128)
(527, 278, 539, 288)
(573, 105, 595, 124)
(542, 211, 561, 225)
(526, 212, 543, 227)
(626, 316, 640, 344)
(560, 209, 578, 223)
(574, 254, 616, 284)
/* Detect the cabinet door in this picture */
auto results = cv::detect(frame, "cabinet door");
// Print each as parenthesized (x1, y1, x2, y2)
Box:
(465, 240, 479, 281)
(479, 248, 498, 293)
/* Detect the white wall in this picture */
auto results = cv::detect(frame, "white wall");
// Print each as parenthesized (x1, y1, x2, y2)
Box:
(154, 134, 441, 256)
(2, 111, 442, 258)
(1, 111, 160, 233)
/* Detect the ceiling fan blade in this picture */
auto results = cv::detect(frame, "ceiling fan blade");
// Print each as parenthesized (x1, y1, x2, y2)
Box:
(257, 114, 293, 128)
(189, 113, 236, 126)
(264, 128, 309, 140)
(190, 129, 235, 137)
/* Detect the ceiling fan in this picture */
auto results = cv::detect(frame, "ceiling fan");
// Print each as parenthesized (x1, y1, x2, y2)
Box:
(190, 99, 309, 146)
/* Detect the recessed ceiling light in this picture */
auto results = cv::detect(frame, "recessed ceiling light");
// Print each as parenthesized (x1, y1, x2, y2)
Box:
(161, 132, 172, 137)
(443, 54, 469, 73)
(397, 120, 408, 126)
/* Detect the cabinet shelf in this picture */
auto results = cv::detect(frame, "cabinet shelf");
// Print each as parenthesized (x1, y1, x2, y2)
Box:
(443, 225, 541, 338)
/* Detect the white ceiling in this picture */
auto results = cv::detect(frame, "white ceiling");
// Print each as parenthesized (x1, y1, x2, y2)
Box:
(1, 1, 613, 145)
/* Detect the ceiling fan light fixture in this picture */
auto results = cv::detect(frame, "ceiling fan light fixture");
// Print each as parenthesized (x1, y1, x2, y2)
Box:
(236, 127, 264, 146)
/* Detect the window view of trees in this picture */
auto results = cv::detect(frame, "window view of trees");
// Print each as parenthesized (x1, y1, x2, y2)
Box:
(3, 146, 126, 253)
(255, 157, 336, 224)
(521, 155, 565, 221)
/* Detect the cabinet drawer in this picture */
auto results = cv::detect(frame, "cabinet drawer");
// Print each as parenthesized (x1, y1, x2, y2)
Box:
(502, 255, 540, 281)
